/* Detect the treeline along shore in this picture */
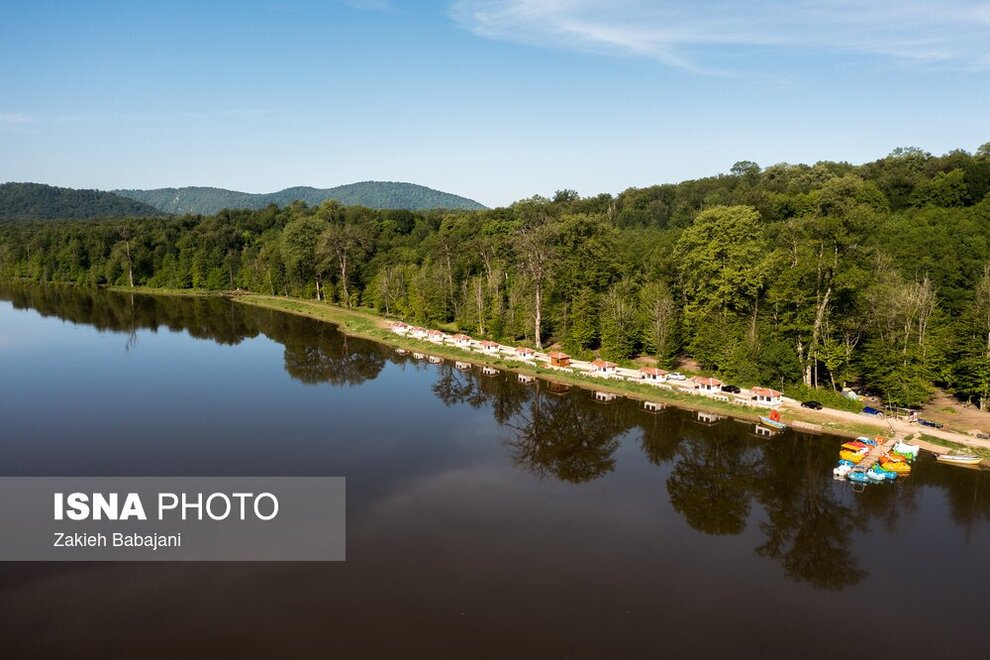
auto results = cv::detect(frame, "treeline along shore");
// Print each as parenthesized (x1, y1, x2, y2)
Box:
(3, 144, 990, 418)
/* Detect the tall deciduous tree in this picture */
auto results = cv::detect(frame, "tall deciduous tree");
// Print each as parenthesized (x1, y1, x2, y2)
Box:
(639, 280, 677, 365)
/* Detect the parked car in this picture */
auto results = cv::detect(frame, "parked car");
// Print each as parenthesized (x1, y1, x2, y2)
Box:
(721, 384, 741, 394)
(862, 406, 885, 417)
(801, 400, 823, 410)
(668, 372, 686, 381)
(918, 418, 944, 429)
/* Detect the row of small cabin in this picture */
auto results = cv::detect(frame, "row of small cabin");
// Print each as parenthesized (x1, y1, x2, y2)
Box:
(389, 322, 783, 407)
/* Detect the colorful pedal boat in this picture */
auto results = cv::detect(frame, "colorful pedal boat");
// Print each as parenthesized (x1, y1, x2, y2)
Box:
(840, 450, 866, 463)
(893, 441, 920, 459)
(868, 465, 898, 481)
(847, 468, 871, 483)
(879, 459, 911, 474)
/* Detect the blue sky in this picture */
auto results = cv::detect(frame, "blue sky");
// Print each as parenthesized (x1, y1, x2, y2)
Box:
(1, 0, 988, 207)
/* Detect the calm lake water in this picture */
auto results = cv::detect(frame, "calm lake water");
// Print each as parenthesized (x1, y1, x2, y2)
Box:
(1, 285, 988, 658)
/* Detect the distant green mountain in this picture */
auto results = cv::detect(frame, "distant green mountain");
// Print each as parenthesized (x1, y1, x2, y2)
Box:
(0, 182, 162, 221)
(115, 181, 487, 215)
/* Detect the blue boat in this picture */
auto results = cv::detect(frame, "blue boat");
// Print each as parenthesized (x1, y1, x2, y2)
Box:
(759, 416, 787, 430)
(868, 465, 897, 481)
(848, 468, 871, 484)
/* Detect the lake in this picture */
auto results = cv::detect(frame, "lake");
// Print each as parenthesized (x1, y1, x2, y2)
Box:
(1, 285, 988, 658)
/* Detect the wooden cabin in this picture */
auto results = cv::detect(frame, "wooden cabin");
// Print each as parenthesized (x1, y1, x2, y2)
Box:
(426, 329, 446, 343)
(639, 367, 668, 383)
(692, 376, 723, 394)
(409, 326, 428, 339)
(389, 321, 409, 335)
(479, 340, 501, 354)
(451, 334, 472, 348)
(751, 387, 783, 407)
(547, 351, 571, 368)
(591, 359, 618, 377)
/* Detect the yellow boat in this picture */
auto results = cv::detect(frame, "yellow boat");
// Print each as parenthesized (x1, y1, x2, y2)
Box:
(840, 450, 866, 463)
(879, 459, 911, 474)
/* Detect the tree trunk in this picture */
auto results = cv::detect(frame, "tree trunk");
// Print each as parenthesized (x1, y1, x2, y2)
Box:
(798, 337, 811, 386)
(475, 278, 485, 335)
(339, 255, 349, 306)
(124, 240, 134, 288)
(810, 286, 831, 390)
(534, 281, 542, 349)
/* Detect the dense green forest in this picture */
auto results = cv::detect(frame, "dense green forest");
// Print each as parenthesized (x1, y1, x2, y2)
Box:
(4, 144, 990, 408)
(114, 181, 487, 214)
(0, 182, 162, 220)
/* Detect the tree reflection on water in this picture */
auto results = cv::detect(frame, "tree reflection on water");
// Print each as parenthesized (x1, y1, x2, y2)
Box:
(502, 382, 627, 483)
(6, 283, 989, 592)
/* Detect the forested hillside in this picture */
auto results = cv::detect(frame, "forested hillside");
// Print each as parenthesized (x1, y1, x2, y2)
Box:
(0, 182, 162, 221)
(115, 181, 486, 214)
(4, 145, 990, 408)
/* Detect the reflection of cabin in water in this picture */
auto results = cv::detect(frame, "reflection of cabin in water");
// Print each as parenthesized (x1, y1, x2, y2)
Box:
(395, 348, 407, 355)
(547, 352, 571, 368)
(428, 355, 443, 364)
(455, 361, 471, 370)
(548, 381, 570, 395)
(643, 401, 666, 413)
(591, 359, 618, 377)
(481, 366, 500, 376)
(694, 411, 725, 425)
(517, 373, 535, 384)
(594, 391, 616, 403)
(412, 352, 425, 359)
(752, 424, 778, 438)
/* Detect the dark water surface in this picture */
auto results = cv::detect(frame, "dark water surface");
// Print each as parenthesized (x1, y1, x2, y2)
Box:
(1, 285, 988, 658)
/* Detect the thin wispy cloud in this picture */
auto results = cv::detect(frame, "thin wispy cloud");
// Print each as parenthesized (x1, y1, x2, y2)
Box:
(342, 0, 394, 10)
(450, 0, 990, 73)
(0, 112, 34, 132)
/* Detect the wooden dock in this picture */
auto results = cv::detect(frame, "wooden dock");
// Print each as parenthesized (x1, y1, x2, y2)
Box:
(857, 434, 902, 470)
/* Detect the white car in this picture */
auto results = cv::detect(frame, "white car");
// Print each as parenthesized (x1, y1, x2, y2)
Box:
(668, 372, 686, 381)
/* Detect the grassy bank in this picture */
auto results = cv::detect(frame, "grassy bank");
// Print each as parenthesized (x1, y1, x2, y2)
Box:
(78, 286, 947, 442)
(215, 293, 890, 440)
(918, 434, 990, 460)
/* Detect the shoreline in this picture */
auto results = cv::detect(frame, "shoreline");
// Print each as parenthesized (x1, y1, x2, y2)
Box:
(47, 284, 990, 463)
